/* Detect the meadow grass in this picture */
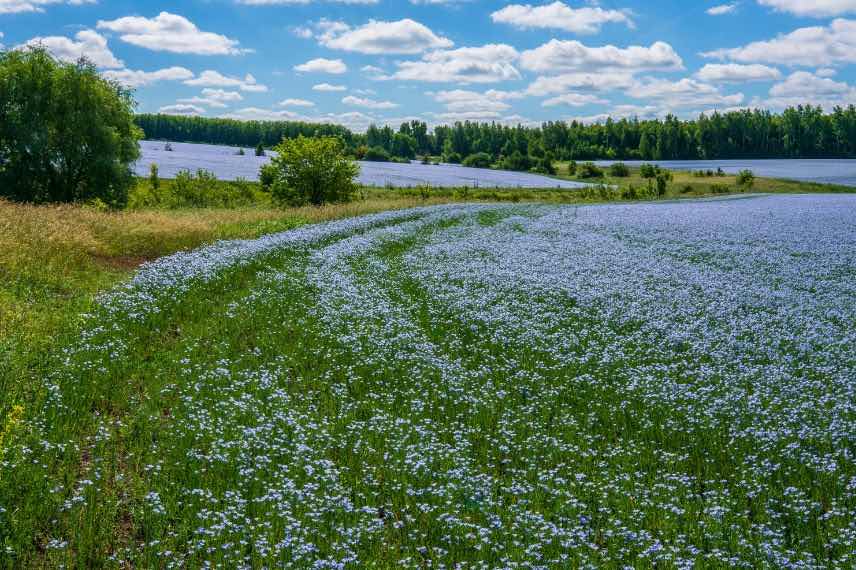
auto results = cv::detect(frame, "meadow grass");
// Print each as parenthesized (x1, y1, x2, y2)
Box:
(1, 175, 854, 567)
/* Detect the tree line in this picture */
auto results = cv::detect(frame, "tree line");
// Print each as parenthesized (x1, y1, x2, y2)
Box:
(136, 105, 856, 168)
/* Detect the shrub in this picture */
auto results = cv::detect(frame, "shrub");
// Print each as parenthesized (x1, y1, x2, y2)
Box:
(609, 162, 630, 177)
(711, 184, 730, 194)
(462, 152, 493, 169)
(577, 162, 604, 179)
(149, 163, 160, 190)
(737, 169, 755, 189)
(443, 151, 463, 164)
(656, 173, 669, 197)
(267, 136, 359, 207)
(363, 146, 392, 162)
(164, 142, 173, 152)
(499, 151, 531, 172)
(0, 48, 141, 207)
(259, 164, 276, 191)
(255, 143, 266, 157)
(532, 153, 556, 175)
(640, 163, 658, 178)
(567, 160, 577, 176)
(237, 148, 246, 156)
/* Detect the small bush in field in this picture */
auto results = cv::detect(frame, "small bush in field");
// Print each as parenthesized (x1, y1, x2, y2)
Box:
(462, 152, 493, 169)
(737, 169, 755, 189)
(609, 163, 630, 177)
(267, 136, 359, 207)
(149, 164, 160, 190)
(567, 160, 577, 176)
(578, 162, 604, 179)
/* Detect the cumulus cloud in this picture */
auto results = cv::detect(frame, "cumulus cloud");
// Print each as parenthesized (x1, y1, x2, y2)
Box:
(178, 88, 244, 108)
(342, 95, 399, 109)
(542, 93, 610, 107)
(0, 0, 94, 14)
(102, 66, 194, 88)
(431, 89, 523, 113)
(184, 70, 268, 92)
(762, 71, 856, 109)
(389, 44, 521, 84)
(19, 30, 123, 69)
(757, 0, 856, 17)
(525, 71, 635, 96)
(491, 1, 633, 34)
(519, 39, 683, 73)
(279, 98, 315, 107)
(159, 104, 205, 116)
(696, 63, 781, 82)
(312, 83, 347, 91)
(293, 58, 347, 74)
(316, 18, 453, 54)
(707, 3, 739, 15)
(630, 77, 745, 108)
(97, 12, 248, 55)
(702, 19, 856, 67)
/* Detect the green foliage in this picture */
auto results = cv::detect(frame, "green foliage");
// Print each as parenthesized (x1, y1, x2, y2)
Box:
(129, 170, 262, 209)
(531, 152, 556, 175)
(640, 164, 659, 178)
(609, 162, 630, 177)
(462, 152, 493, 168)
(255, 143, 266, 157)
(267, 136, 359, 207)
(0, 48, 141, 207)
(237, 148, 246, 156)
(577, 162, 604, 179)
(363, 146, 392, 162)
(567, 160, 577, 176)
(737, 169, 755, 188)
(149, 163, 160, 190)
(499, 151, 531, 172)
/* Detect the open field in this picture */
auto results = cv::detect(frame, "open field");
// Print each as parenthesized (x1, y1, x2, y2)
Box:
(1, 194, 855, 567)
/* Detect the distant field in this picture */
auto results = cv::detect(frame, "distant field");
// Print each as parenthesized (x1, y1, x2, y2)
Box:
(1, 195, 855, 567)
(135, 140, 587, 189)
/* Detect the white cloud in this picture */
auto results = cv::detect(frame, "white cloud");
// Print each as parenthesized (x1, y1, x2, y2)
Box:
(763, 71, 856, 109)
(702, 19, 856, 67)
(97, 12, 248, 55)
(238, 0, 377, 4)
(312, 83, 347, 91)
(525, 71, 635, 96)
(520, 39, 683, 73)
(389, 44, 521, 84)
(342, 95, 399, 109)
(19, 30, 123, 69)
(758, 0, 856, 17)
(279, 98, 315, 107)
(542, 93, 609, 107)
(102, 66, 194, 88)
(184, 71, 268, 92)
(630, 77, 745, 108)
(0, 0, 94, 15)
(696, 63, 781, 82)
(318, 18, 453, 54)
(178, 88, 243, 108)
(293, 58, 347, 74)
(431, 89, 523, 113)
(491, 1, 633, 34)
(159, 104, 205, 116)
(707, 3, 739, 15)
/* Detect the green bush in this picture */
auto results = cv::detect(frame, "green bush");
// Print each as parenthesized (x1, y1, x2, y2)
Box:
(0, 47, 141, 207)
(567, 160, 577, 176)
(577, 162, 604, 179)
(363, 146, 392, 162)
(129, 170, 262, 209)
(737, 169, 755, 189)
(462, 152, 493, 168)
(640, 164, 659, 178)
(609, 163, 630, 177)
(267, 136, 359, 207)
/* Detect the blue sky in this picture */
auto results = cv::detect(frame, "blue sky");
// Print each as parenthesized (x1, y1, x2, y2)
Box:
(3, 0, 856, 131)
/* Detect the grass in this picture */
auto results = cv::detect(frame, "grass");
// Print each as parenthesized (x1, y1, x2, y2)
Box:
(1, 197, 853, 567)
(1, 171, 854, 567)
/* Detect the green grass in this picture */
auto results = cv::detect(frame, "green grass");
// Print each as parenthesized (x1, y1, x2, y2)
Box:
(1, 174, 854, 567)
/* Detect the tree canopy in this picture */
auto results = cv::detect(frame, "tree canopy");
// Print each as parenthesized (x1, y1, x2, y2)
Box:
(0, 48, 141, 206)
(265, 136, 359, 207)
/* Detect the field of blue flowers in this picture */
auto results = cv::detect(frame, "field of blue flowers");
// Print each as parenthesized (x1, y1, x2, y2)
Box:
(2, 195, 855, 568)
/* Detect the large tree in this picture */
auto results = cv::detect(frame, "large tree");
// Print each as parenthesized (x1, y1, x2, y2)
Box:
(0, 47, 141, 207)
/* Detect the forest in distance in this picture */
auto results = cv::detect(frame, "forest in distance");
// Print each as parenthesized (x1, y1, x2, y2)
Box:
(135, 104, 856, 164)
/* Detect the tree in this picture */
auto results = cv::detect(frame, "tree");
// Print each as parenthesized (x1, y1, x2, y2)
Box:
(462, 152, 492, 168)
(0, 47, 141, 206)
(266, 136, 359, 206)
(255, 142, 266, 157)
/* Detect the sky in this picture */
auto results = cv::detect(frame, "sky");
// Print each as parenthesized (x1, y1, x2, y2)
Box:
(3, 0, 856, 131)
